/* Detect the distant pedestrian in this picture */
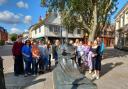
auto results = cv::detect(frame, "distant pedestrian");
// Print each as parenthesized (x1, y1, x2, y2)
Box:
(22, 40, 32, 77)
(12, 37, 24, 76)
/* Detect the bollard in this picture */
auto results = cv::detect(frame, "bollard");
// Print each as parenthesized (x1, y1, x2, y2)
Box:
(0, 56, 6, 89)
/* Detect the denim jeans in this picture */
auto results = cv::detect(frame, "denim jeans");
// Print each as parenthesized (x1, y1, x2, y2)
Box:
(32, 58, 38, 75)
(43, 56, 49, 70)
(23, 57, 31, 74)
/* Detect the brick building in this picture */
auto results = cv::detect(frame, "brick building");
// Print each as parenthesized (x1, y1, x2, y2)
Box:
(0, 27, 8, 42)
(100, 24, 115, 47)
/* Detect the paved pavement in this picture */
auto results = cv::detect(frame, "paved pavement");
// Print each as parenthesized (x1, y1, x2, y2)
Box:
(0, 45, 54, 89)
(85, 48, 128, 89)
(1, 45, 128, 89)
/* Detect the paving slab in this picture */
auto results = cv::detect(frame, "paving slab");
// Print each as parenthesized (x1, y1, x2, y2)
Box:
(2, 55, 54, 89)
(85, 48, 128, 89)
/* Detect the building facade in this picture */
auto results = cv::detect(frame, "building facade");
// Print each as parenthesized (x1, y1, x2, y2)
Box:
(28, 13, 115, 46)
(0, 27, 8, 42)
(29, 13, 84, 42)
(100, 24, 115, 47)
(115, 2, 128, 49)
(22, 31, 29, 42)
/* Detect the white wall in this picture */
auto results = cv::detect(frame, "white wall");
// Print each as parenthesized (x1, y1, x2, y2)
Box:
(31, 13, 83, 39)
(116, 21, 119, 30)
(31, 25, 45, 39)
(120, 16, 123, 27)
(31, 26, 84, 39)
(47, 26, 83, 38)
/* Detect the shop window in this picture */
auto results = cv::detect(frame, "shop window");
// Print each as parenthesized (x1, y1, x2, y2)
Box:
(54, 26, 60, 33)
(69, 30, 74, 34)
(35, 30, 37, 34)
(39, 28, 41, 33)
(49, 25, 54, 32)
(125, 34, 128, 47)
(77, 29, 81, 34)
(104, 30, 107, 35)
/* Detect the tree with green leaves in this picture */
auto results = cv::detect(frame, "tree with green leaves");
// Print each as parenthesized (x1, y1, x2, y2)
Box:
(10, 33, 17, 41)
(41, 0, 118, 41)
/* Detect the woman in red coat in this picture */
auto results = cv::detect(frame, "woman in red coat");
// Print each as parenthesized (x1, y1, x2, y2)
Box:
(12, 37, 24, 76)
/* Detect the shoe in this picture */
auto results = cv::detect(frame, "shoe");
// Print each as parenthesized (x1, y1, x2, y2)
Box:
(89, 70, 92, 74)
(96, 76, 99, 80)
(28, 73, 31, 75)
(55, 61, 58, 66)
(92, 74, 96, 78)
(32, 74, 37, 77)
(24, 74, 28, 77)
(14, 74, 19, 76)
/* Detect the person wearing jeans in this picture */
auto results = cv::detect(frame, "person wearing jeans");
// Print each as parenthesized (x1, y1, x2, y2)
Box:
(31, 41, 40, 76)
(22, 40, 32, 77)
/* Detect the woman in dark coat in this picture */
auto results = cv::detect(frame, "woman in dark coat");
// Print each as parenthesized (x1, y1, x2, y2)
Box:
(12, 37, 24, 76)
(92, 39, 104, 79)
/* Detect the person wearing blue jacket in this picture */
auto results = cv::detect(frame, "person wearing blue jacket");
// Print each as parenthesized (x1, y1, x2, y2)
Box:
(22, 40, 32, 77)
(100, 40, 104, 56)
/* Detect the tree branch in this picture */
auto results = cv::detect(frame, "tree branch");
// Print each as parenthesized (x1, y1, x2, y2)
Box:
(105, 0, 112, 13)
(82, 20, 91, 33)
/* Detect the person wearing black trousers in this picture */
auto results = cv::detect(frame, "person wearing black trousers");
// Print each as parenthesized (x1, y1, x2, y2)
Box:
(12, 37, 24, 76)
(92, 37, 104, 79)
(47, 40, 52, 70)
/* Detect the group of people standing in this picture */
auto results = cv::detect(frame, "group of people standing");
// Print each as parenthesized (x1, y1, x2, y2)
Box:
(12, 36, 104, 79)
(73, 37, 104, 79)
(12, 37, 53, 77)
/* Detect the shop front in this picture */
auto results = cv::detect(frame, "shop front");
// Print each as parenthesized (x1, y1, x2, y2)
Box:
(115, 27, 128, 50)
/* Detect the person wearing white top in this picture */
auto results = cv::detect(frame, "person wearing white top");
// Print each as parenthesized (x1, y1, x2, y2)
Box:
(77, 41, 85, 67)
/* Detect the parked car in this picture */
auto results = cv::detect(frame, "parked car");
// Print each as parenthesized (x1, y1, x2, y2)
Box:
(5, 41, 14, 45)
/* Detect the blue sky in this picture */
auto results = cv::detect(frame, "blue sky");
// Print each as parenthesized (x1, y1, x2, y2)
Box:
(0, 0, 127, 34)
(0, 0, 47, 34)
(111, 0, 128, 23)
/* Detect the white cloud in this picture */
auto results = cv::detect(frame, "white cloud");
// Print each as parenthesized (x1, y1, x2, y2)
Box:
(24, 29, 28, 32)
(10, 28, 23, 34)
(16, 1, 29, 9)
(0, 11, 22, 24)
(24, 15, 32, 24)
(0, 10, 32, 25)
(0, 0, 6, 5)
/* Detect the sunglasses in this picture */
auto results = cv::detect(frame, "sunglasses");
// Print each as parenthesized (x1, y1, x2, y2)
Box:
(26, 42, 30, 43)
